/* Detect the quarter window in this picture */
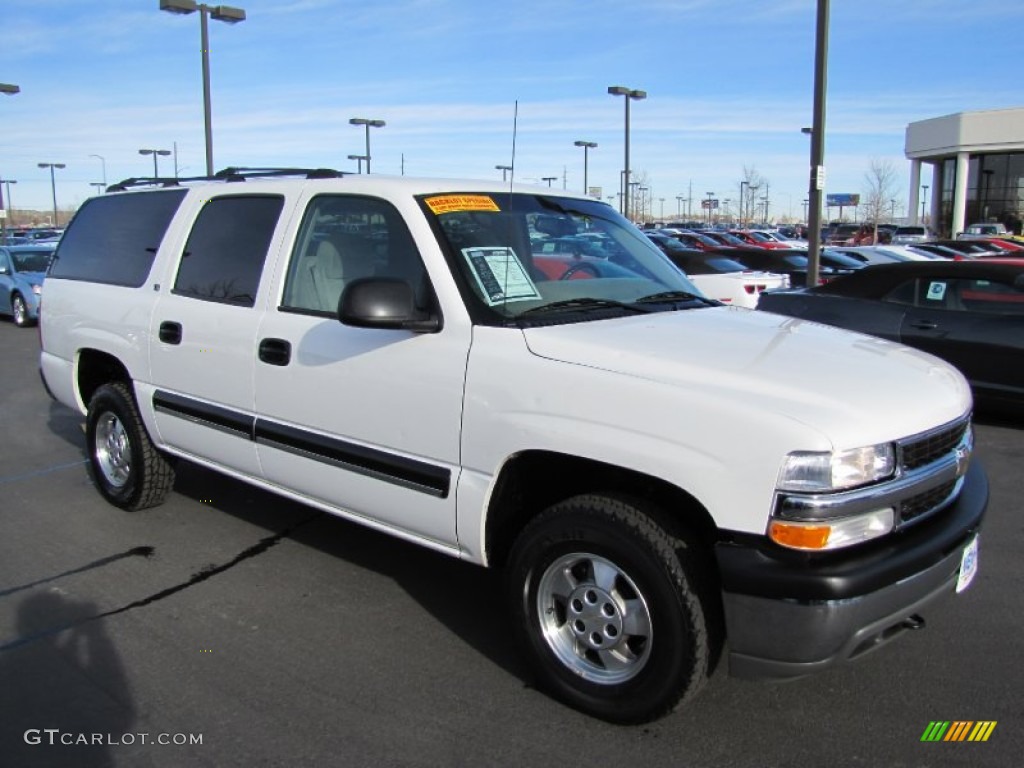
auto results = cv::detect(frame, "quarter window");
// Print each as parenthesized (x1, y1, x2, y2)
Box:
(173, 195, 283, 306)
(49, 189, 187, 286)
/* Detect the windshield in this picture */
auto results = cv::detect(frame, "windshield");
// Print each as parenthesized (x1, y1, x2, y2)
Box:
(420, 192, 708, 324)
(10, 249, 53, 273)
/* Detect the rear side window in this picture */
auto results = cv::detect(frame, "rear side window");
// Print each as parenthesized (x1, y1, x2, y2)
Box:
(173, 195, 283, 307)
(49, 190, 187, 286)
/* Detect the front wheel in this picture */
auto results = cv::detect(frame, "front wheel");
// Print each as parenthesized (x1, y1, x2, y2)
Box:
(86, 381, 175, 511)
(506, 494, 711, 723)
(11, 293, 31, 327)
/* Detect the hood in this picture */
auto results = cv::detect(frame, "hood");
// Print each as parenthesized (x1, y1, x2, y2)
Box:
(521, 306, 971, 446)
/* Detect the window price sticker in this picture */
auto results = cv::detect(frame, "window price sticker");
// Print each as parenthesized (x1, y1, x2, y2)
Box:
(463, 246, 540, 305)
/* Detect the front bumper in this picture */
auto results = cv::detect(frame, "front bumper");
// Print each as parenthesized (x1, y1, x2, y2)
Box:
(716, 459, 987, 680)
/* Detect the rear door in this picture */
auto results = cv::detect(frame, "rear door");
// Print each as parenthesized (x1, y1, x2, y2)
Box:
(148, 194, 288, 477)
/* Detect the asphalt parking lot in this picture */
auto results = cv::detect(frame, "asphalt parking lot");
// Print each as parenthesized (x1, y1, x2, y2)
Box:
(1, 318, 1021, 768)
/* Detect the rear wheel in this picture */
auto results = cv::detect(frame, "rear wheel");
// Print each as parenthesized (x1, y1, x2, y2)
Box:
(86, 381, 175, 511)
(506, 493, 711, 723)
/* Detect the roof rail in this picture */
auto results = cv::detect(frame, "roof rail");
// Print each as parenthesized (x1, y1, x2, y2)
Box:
(105, 167, 344, 192)
(214, 167, 344, 181)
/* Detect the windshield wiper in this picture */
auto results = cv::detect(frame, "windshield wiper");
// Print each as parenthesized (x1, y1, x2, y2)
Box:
(517, 297, 652, 318)
(634, 290, 719, 306)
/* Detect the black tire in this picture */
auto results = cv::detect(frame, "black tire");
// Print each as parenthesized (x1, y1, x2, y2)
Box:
(506, 494, 711, 723)
(11, 293, 31, 327)
(86, 381, 176, 511)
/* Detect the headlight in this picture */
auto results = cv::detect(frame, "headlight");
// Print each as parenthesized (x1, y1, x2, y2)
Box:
(777, 443, 895, 492)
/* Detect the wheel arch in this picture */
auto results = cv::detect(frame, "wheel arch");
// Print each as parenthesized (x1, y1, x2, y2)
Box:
(76, 348, 133, 411)
(484, 450, 720, 571)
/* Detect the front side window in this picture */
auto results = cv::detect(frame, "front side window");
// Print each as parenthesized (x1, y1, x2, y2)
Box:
(173, 195, 283, 306)
(419, 192, 706, 325)
(281, 195, 429, 316)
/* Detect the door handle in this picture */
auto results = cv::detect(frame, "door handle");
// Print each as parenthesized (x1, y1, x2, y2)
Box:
(908, 320, 938, 330)
(159, 321, 182, 344)
(258, 338, 291, 366)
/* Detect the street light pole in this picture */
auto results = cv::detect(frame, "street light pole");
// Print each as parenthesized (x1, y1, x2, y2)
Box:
(139, 148, 172, 177)
(706, 191, 714, 226)
(160, 1, 246, 177)
(805, 0, 830, 287)
(607, 86, 646, 221)
(542, 176, 557, 187)
(495, 164, 512, 182)
(0, 178, 15, 239)
(349, 118, 385, 174)
(89, 154, 107, 186)
(38, 163, 66, 227)
(347, 154, 367, 174)
(573, 140, 597, 196)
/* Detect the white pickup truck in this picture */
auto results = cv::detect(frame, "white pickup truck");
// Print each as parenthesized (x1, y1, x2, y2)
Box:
(39, 169, 986, 723)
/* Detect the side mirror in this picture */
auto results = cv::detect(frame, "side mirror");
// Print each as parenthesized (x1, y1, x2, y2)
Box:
(339, 277, 440, 333)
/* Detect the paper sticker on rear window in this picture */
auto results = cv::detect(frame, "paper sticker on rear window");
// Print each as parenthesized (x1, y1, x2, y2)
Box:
(425, 195, 500, 215)
(463, 246, 540, 305)
(926, 281, 947, 301)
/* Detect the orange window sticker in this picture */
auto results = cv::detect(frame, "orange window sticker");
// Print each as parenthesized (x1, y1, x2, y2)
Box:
(425, 195, 501, 215)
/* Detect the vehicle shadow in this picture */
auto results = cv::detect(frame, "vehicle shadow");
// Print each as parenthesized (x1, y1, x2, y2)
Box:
(0, 591, 136, 768)
(169, 461, 530, 684)
(46, 400, 88, 455)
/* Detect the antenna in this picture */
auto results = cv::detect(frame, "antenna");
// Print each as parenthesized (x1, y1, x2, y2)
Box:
(509, 100, 518, 191)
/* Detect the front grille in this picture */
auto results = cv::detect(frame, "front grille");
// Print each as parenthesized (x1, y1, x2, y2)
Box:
(899, 419, 969, 472)
(899, 479, 958, 525)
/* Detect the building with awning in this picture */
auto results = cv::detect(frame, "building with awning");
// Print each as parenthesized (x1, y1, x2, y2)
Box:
(904, 107, 1024, 237)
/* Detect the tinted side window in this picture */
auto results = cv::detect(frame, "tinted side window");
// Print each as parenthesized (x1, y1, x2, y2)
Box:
(173, 195, 283, 306)
(281, 195, 427, 315)
(49, 190, 187, 286)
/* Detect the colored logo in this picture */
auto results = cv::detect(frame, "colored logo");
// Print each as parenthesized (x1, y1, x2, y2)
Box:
(921, 721, 997, 742)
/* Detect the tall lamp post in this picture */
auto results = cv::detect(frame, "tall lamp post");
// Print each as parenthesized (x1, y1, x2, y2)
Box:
(38, 163, 66, 227)
(347, 154, 367, 174)
(573, 140, 597, 196)
(495, 164, 512, 182)
(139, 148, 172, 177)
(349, 118, 385, 174)
(607, 85, 646, 221)
(0, 178, 15, 239)
(160, 1, 246, 177)
(542, 176, 557, 187)
(89, 154, 107, 187)
(705, 192, 715, 226)
(0, 84, 18, 239)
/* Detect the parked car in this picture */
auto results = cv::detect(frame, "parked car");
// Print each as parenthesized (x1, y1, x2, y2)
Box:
(40, 171, 986, 722)
(824, 223, 862, 245)
(655, 247, 789, 308)
(728, 230, 790, 249)
(909, 240, 1011, 260)
(958, 222, 1008, 239)
(891, 225, 931, 245)
(757, 259, 1024, 413)
(0, 243, 57, 327)
(724, 248, 860, 287)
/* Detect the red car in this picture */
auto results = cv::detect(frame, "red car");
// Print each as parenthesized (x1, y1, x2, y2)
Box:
(728, 230, 790, 249)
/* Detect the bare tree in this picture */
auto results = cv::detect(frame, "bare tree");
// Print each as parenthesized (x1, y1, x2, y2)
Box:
(862, 159, 899, 241)
(738, 166, 768, 226)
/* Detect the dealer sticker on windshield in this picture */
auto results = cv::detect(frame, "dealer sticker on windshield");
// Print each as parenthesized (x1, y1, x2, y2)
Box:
(956, 535, 979, 593)
(463, 246, 540, 305)
(424, 194, 500, 215)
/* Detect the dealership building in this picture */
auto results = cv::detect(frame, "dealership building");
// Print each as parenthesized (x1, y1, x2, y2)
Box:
(904, 106, 1024, 237)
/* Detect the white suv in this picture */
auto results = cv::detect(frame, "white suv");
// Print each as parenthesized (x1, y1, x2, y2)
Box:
(39, 169, 986, 723)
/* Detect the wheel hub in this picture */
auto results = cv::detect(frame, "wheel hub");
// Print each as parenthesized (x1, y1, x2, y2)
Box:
(567, 585, 623, 651)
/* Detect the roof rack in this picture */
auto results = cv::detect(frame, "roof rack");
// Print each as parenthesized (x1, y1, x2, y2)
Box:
(105, 167, 344, 193)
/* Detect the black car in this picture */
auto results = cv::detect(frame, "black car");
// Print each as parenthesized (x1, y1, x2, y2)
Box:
(757, 259, 1024, 413)
(725, 247, 861, 287)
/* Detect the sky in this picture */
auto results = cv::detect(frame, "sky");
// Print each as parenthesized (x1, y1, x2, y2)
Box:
(2, 0, 1023, 225)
